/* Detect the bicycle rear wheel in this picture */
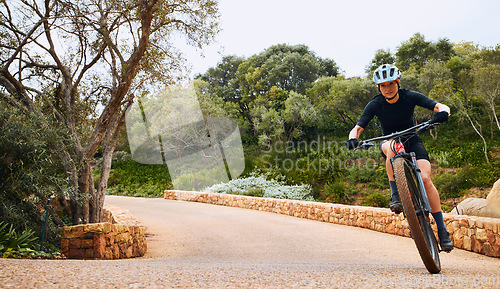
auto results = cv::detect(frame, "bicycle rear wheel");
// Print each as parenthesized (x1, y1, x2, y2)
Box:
(393, 157, 441, 274)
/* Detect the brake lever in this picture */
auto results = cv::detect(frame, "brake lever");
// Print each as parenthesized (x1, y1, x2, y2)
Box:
(354, 141, 375, 151)
(417, 121, 440, 133)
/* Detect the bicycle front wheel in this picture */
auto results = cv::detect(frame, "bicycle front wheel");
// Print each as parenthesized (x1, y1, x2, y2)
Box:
(393, 157, 441, 274)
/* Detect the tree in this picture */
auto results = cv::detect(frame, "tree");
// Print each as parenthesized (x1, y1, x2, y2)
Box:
(197, 55, 244, 103)
(471, 59, 500, 138)
(245, 44, 339, 94)
(0, 0, 220, 224)
(396, 33, 454, 71)
(197, 44, 339, 139)
(307, 76, 377, 128)
(366, 49, 395, 74)
(282, 92, 318, 142)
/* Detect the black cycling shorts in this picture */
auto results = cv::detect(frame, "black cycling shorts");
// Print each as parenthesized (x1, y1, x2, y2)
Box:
(379, 138, 430, 161)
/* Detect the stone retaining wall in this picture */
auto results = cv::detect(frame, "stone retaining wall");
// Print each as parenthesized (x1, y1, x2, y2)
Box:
(60, 207, 147, 260)
(165, 190, 500, 258)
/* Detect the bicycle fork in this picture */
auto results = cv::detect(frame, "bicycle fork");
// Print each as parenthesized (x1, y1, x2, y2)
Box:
(390, 149, 433, 216)
(408, 152, 433, 216)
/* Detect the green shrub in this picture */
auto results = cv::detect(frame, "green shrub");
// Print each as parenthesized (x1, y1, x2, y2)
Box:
(0, 102, 70, 249)
(362, 192, 390, 208)
(434, 167, 470, 199)
(104, 159, 172, 197)
(0, 221, 60, 259)
(429, 151, 452, 167)
(0, 222, 38, 252)
(324, 181, 348, 203)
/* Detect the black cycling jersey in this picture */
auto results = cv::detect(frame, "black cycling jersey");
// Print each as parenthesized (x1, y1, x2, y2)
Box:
(357, 88, 437, 135)
(357, 88, 437, 161)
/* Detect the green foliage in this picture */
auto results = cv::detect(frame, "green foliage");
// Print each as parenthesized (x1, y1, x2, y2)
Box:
(0, 221, 61, 259)
(111, 35, 500, 208)
(0, 102, 70, 249)
(324, 182, 349, 203)
(306, 76, 377, 129)
(103, 158, 172, 197)
(396, 33, 454, 71)
(362, 192, 390, 208)
(366, 48, 396, 74)
(0, 222, 38, 251)
(433, 167, 471, 198)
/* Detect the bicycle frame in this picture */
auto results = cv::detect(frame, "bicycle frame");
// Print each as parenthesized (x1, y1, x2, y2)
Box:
(391, 151, 432, 216)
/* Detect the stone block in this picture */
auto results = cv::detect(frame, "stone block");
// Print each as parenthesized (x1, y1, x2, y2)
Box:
(106, 233, 114, 246)
(93, 233, 106, 259)
(463, 235, 471, 251)
(471, 235, 483, 253)
(105, 247, 113, 260)
(483, 242, 496, 257)
(446, 222, 454, 234)
(68, 248, 85, 259)
(69, 238, 82, 249)
(460, 227, 468, 237)
(476, 228, 488, 241)
(84, 249, 94, 259)
(84, 223, 104, 233)
(458, 217, 469, 227)
(486, 230, 496, 244)
(114, 233, 123, 244)
(112, 244, 120, 259)
(454, 231, 464, 249)
(81, 238, 93, 249)
(119, 243, 128, 259)
(386, 223, 395, 235)
(62, 225, 84, 239)
(493, 244, 500, 257)
(61, 238, 69, 255)
(126, 246, 133, 258)
(103, 223, 113, 234)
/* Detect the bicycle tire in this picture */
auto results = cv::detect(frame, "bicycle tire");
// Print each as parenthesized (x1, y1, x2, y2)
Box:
(393, 157, 441, 274)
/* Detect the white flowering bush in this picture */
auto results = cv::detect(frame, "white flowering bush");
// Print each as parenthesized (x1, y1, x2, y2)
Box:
(204, 174, 314, 201)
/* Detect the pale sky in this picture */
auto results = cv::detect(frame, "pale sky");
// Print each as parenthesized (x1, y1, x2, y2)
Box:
(178, 0, 500, 78)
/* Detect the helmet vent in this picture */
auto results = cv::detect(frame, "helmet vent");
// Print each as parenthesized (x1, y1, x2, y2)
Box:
(373, 64, 400, 84)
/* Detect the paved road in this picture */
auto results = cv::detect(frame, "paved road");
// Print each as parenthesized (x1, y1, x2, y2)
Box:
(1, 196, 499, 288)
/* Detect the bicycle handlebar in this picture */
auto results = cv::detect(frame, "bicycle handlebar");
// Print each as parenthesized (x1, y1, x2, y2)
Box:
(354, 120, 440, 151)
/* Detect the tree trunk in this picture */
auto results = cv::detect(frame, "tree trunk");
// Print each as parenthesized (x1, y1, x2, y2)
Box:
(93, 107, 130, 223)
(466, 114, 491, 166)
(71, 162, 93, 224)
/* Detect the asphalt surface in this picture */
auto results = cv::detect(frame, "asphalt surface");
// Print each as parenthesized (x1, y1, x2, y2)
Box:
(1, 195, 499, 288)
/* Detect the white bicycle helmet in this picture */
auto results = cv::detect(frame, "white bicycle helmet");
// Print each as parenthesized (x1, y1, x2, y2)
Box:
(373, 64, 401, 84)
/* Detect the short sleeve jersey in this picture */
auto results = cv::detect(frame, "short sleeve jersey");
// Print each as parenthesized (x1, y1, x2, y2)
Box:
(357, 89, 437, 135)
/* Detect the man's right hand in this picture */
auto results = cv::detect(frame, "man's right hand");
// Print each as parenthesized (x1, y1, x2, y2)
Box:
(346, 138, 359, 150)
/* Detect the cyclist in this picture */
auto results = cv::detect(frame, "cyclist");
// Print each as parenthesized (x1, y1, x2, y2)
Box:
(346, 64, 454, 251)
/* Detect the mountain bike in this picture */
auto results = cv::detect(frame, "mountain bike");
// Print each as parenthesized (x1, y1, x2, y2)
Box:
(355, 120, 443, 274)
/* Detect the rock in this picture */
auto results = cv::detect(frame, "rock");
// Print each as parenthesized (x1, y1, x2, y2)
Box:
(486, 178, 500, 218)
(450, 178, 500, 218)
(451, 198, 488, 216)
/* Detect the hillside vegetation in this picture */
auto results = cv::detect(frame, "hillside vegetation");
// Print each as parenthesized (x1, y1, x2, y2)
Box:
(103, 33, 500, 212)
